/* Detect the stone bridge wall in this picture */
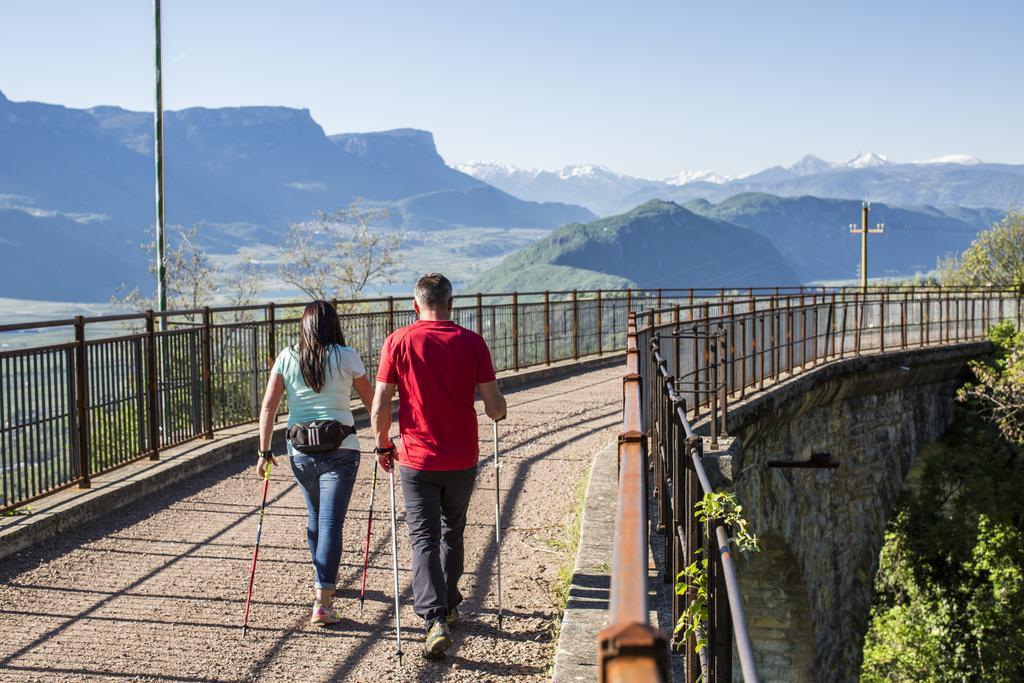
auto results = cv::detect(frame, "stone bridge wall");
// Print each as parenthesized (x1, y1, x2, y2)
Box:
(708, 342, 991, 682)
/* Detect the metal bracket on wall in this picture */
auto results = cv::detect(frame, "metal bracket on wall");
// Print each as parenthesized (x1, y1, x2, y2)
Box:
(767, 452, 839, 469)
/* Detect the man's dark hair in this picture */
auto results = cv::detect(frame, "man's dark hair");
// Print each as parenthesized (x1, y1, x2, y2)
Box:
(414, 273, 453, 309)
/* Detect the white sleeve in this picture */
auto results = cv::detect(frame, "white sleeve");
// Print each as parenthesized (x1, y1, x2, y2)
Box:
(344, 348, 367, 378)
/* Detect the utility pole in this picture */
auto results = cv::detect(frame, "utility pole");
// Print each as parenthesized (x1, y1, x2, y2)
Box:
(153, 0, 167, 329)
(850, 202, 884, 292)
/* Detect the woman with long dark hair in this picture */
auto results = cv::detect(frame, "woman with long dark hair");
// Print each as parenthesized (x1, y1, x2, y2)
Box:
(257, 300, 374, 625)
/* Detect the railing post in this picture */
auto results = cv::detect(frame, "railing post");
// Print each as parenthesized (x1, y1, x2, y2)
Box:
(713, 522, 734, 683)
(626, 288, 632, 314)
(800, 304, 807, 374)
(512, 291, 520, 372)
(854, 292, 862, 356)
(709, 339, 719, 450)
(267, 302, 276, 365)
(787, 299, 794, 374)
(476, 292, 483, 337)
(544, 291, 552, 365)
(705, 515, 717, 679)
(683, 442, 702, 683)
(739, 318, 746, 399)
(572, 289, 580, 361)
(596, 289, 604, 357)
(770, 296, 779, 383)
(880, 292, 887, 353)
(703, 302, 710, 414)
(657, 287, 663, 324)
(672, 412, 685, 623)
(673, 304, 681, 378)
(202, 306, 213, 439)
(146, 311, 160, 459)
(923, 292, 930, 347)
(74, 316, 91, 488)
(811, 295, 818, 366)
(719, 328, 729, 437)
(387, 296, 395, 335)
(692, 323, 701, 422)
(728, 301, 736, 395)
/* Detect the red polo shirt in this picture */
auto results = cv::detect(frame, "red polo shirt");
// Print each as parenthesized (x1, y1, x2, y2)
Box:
(377, 320, 496, 471)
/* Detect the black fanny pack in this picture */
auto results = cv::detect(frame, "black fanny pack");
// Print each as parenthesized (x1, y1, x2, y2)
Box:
(288, 420, 356, 454)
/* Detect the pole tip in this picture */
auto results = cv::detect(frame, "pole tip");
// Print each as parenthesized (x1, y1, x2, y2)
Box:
(242, 625, 248, 638)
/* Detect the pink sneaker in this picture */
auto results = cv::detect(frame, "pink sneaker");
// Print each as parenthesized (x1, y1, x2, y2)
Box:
(310, 602, 342, 626)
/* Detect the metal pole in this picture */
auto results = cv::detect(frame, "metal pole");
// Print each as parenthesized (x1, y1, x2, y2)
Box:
(572, 289, 579, 360)
(387, 458, 404, 666)
(493, 421, 504, 630)
(861, 203, 868, 293)
(74, 316, 90, 488)
(141, 311, 161, 462)
(202, 307, 213, 439)
(267, 303, 276, 367)
(359, 462, 379, 613)
(153, 0, 167, 330)
(512, 292, 520, 371)
(242, 460, 273, 637)
(476, 293, 483, 337)
(544, 291, 551, 365)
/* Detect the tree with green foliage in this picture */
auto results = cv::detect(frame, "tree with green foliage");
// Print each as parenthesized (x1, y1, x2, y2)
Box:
(862, 324, 1024, 682)
(937, 209, 1024, 286)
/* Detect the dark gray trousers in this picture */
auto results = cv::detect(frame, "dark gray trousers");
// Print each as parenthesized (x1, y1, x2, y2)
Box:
(398, 464, 477, 625)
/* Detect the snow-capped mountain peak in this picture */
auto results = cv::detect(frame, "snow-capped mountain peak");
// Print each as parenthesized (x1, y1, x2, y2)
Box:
(911, 154, 983, 165)
(788, 154, 837, 176)
(843, 151, 891, 169)
(662, 170, 731, 186)
(557, 164, 622, 180)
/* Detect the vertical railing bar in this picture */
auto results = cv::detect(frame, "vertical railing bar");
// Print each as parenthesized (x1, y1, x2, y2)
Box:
(74, 317, 90, 488)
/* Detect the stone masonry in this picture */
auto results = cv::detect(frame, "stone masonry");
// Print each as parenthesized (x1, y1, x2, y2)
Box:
(707, 342, 991, 682)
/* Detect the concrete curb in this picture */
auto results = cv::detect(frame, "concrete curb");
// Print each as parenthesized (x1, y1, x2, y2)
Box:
(0, 353, 624, 562)
(551, 440, 618, 682)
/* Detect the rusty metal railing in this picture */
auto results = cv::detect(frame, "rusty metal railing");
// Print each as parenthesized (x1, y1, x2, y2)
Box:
(0, 288, 644, 512)
(598, 316, 668, 682)
(606, 285, 1023, 682)
(3, 284, 973, 513)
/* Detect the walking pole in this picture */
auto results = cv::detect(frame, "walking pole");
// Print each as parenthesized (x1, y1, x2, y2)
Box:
(493, 420, 504, 631)
(387, 455, 404, 666)
(242, 459, 273, 638)
(359, 461, 379, 614)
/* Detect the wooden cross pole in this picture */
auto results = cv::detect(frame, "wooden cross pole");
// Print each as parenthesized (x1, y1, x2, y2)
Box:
(850, 201, 885, 292)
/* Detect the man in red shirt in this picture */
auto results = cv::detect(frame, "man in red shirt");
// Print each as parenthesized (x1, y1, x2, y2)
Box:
(371, 273, 507, 659)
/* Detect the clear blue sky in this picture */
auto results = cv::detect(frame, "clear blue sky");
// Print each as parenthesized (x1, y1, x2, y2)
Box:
(2, 1, 1022, 178)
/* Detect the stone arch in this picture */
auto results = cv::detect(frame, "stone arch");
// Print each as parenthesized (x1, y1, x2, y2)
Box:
(734, 532, 816, 683)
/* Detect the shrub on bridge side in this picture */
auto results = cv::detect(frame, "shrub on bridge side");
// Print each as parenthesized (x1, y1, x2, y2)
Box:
(937, 209, 1024, 287)
(861, 323, 1024, 682)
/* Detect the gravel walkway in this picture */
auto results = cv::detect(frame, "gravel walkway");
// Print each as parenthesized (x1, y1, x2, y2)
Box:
(0, 365, 621, 682)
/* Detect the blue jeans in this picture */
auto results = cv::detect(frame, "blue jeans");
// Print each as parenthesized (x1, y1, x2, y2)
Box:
(289, 448, 360, 590)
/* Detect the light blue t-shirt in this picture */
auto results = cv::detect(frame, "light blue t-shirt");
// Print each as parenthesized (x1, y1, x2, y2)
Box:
(271, 344, 367, 455)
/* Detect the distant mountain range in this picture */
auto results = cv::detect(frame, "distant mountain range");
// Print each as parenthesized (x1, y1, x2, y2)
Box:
(682, 193, 991, 283)
(471, 199, 799, 292)
(0, 89, 593, 300)
(472, 193, 992, 292)
(458, 153, 1024, 216)
(1, 87, 1012, 302)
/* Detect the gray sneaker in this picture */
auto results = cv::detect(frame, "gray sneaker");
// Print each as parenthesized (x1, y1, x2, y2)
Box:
(446, 607, 460, 629)
(423, 619, 452, 659)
